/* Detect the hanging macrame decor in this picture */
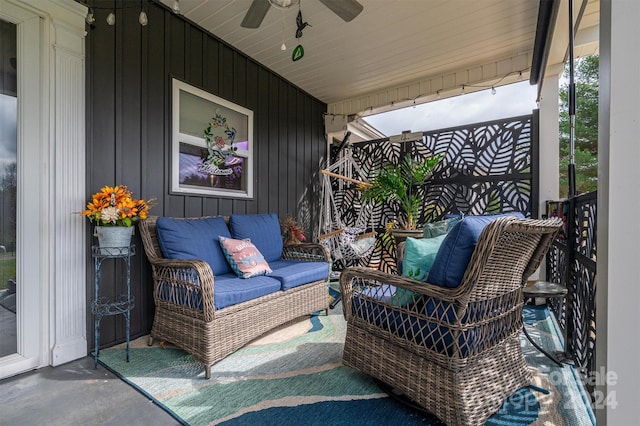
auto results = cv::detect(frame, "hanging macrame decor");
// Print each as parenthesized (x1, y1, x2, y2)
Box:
(317, 145, 376, 267)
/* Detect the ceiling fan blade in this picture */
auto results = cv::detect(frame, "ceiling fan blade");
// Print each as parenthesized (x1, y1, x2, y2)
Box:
(318, 0, 363, 22)
(241, 0, 271, 28)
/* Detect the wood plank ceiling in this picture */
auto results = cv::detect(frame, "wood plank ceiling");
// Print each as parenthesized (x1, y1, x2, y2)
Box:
(160, 0, 599, 108)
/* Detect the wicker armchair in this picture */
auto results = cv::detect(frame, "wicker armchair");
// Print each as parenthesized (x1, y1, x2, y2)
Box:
(340, 217, 562, 426)
(139, 216, 330, 379)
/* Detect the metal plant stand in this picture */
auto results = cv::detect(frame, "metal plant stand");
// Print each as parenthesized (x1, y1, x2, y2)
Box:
(522, 280, 573, 367)
(91, 244, 135, 367)
(328, 271, 342, 309)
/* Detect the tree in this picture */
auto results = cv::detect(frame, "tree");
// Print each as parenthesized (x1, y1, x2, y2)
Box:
(0, 163, 17, 190)
(0, 163, 17, 249)
(559, 55, 599, 196)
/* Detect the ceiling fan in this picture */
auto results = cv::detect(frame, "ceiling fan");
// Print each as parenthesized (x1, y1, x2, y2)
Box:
(241, 0, 364, 29)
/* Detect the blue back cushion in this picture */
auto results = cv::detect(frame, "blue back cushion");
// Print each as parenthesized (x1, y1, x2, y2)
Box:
(156, 217, 232, 275)
(428, 213, 524, 288)
(229, 213, 283, 262)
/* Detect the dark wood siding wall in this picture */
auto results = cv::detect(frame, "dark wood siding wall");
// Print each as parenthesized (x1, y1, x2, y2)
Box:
(85, 1, 327, 350)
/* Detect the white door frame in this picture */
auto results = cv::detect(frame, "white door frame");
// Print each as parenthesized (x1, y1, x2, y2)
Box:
(0, 0, 87, 379)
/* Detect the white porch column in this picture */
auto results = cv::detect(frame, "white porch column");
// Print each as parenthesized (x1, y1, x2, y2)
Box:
(0, 0, 86, 378)
(15, 0, 88, 367)
(49, 6, 87, 366)
(596, 0, 640, 423)
(538, 73, 561, 216)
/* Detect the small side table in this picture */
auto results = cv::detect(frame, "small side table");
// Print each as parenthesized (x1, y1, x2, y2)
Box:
(522, 280, 573, 367)
(91, 245, 135, 367)
(328, 271, 342, 309)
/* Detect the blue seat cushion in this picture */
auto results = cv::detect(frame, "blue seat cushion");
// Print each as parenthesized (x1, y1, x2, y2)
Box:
(213, 273, 282, 309)
(268, 260, 329, 290)
(156, 217, 231, 275)
(229, 213, 283, 263)
(362, 286, 479, 324)
(352, 295, 477, 357)
(428, 213, 524, 288)
(361, 284, 397, 303)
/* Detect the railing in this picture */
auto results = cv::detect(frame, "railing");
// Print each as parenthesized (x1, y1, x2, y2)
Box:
(546, 191, 597, 399)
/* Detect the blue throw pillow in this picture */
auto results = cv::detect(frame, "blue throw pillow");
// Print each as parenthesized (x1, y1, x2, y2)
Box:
(428, 213, 524, 288)
(392, 234, 447, 307)
(402, 234, 447, 281)
(156, 217, 232, 275)
(229, 213, 283, 263)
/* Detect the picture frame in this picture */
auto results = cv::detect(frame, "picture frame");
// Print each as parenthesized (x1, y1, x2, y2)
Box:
(171, 78, 254, 199)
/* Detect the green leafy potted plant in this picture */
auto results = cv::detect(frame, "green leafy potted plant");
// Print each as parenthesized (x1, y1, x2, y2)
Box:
(360, 153, 441, 234)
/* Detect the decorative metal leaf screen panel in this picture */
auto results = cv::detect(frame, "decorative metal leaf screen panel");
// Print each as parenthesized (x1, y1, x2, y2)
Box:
(546, 192, 597, 401)
(329, 114, 537, 271)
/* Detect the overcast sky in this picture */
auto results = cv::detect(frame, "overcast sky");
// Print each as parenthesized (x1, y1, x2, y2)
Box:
(364, 80, 539, 136)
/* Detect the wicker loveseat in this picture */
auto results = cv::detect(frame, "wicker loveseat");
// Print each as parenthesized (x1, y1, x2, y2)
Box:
(340, 216, 562, 426)
(139, 213, 330, 379)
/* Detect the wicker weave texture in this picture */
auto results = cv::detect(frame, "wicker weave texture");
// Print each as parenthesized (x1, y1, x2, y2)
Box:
(340, 217, 561, 425)
(139, 216, 330, 378)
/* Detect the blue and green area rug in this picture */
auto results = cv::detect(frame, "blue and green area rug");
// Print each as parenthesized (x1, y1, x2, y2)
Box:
(98, 304, 594, 426)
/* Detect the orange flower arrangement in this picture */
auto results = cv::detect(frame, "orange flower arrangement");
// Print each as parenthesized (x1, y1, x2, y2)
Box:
(80, 185, 153, 227)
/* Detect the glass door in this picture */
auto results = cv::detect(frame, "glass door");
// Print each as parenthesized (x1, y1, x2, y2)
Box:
(0, 2, 44, 378)
(0, 18, 17, 358)
(2, 0, 86, 377)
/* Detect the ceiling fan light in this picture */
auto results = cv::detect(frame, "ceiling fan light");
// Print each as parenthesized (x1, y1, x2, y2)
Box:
(268, 0, 299, 10)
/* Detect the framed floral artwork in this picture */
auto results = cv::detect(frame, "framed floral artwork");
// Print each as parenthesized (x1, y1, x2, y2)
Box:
(171, 78, 254, 198)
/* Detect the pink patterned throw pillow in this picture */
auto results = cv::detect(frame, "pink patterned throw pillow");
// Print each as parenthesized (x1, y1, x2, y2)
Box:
(219, 236, 272, 279)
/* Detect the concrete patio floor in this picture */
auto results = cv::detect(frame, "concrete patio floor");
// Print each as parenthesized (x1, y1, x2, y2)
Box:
(0, 356, 179, 426)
